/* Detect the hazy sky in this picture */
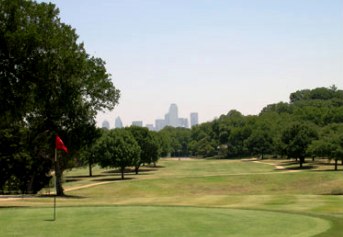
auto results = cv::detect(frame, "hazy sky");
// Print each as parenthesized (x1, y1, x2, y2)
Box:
(42, 0, 343, 127)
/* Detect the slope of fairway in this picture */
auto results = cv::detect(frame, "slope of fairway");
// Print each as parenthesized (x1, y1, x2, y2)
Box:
(1, 159, 342, 236)
(0, 206, 330, 237)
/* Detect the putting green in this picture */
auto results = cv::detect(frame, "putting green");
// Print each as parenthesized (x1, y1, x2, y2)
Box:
(0, 206, 330, 237)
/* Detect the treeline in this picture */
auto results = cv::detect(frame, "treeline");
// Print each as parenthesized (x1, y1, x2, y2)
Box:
(1, 1, 343, 195)
(158, 86, 343, 169)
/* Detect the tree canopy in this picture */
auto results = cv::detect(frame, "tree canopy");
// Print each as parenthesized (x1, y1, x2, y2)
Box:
(159, 86, 343, 170)
(95, 129, 141, 180)
(0, 0, 120, 194)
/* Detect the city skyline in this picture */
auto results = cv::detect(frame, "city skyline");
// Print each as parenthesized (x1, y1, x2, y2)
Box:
(41, 0, 343, 128)
(102, 104, 199, 130)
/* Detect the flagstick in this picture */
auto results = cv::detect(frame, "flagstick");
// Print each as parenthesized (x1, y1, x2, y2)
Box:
(53, 148, 57, 221)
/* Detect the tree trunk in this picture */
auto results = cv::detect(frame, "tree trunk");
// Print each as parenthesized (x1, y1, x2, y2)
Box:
(334, 159, 338, 171)
(121, 167, 125, 180)
(88, 158, 93, 177)
(135, 165, 139, 175)
(299, 157, 304, 169)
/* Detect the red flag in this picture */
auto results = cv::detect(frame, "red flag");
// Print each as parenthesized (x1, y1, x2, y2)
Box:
(55, 135, 68, 153)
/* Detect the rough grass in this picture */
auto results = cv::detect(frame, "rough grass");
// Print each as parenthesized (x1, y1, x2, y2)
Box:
(1, 158, 343, 236)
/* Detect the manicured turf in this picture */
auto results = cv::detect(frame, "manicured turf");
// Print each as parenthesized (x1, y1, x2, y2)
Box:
(0, 206, 330, 237)
(1, 158, 343, 236)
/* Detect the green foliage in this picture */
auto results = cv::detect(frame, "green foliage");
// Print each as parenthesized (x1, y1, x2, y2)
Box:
(281, 122, 318, 167)
(159, 127, 191, 157)
(127, 126, 160, 173)
(308, 124, 343, 170)
(95, 129, 141, 179)
(244, 129, 273, 159)
(78, 127, 103, 176)
(0, 0, 120, 194)
(181, 86, 343, 162)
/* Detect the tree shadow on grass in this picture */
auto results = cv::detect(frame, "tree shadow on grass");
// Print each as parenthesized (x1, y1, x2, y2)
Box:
(91, 177, 133, 182)
(102, 169, 154, 175)
(66, 174, 107, 179)
(310, 168, 343, 172)
(65, 174, 111, 183)
(0, 206, 30, 208)
(39, 194, 86, 199)
(283, 165, 316, 171)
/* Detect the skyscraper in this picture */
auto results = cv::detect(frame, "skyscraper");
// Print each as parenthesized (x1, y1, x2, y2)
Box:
(178, 118, 189, 128)
(102, 120, 110, 129)
(115, 116, 123, 128)
(190, 113, 199, 127)
(168, 103, 179, 127)
(155, 119, 166, 131)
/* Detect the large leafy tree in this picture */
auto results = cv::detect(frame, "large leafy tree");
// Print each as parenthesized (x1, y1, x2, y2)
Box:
(95, 129, 141, 180)
(281, 123, 318, 168)
(127, 126, 160, 174)
(0, 0, 120, 195)
(245, 128, 273, 159)
(308, 124, 343, 170)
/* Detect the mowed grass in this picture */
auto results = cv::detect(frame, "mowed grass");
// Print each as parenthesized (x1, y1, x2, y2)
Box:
(1, 158, 343, 236)
(0, 206, 330, 237)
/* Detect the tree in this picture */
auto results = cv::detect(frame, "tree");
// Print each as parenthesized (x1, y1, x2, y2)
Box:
(95, 129, 141, 179)
(281, 123, 318, 168)
(127, 126, 160, 174)
(308, 124, 343, 170)
(159, 127, 191, 157)
(78, 127, 103, 177)
(0, 0, 120, 195)
(245, 129, 273, 159)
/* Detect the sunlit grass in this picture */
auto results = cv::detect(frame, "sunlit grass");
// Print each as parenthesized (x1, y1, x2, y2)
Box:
(1, 158, 343, 236)
(0, 206, 330, 237)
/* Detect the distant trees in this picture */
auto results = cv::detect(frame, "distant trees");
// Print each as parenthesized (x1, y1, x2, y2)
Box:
(159, 127, 191, 157)
(81, 85, 343, 175)
(158, 86, 343, 170)
(245, 128, 273, 159)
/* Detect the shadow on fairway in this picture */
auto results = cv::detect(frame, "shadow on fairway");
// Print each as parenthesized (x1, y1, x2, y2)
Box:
(284, 165, 316, 170)
(91, 177, 133, 182)
(66, 174, 107, 179)
(0, 206, 30, 208)
(38, 194, 86, 199)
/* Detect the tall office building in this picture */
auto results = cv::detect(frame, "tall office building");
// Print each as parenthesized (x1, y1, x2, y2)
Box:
(115, 116, 123, 128)
(155, 119, 166, 131)
(164, 113, 170, 127)
(178, 118, 189, 128)
(168, 103, 179, 127)
(190, 112, 199, 127)
(102, 120, 110, 129)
